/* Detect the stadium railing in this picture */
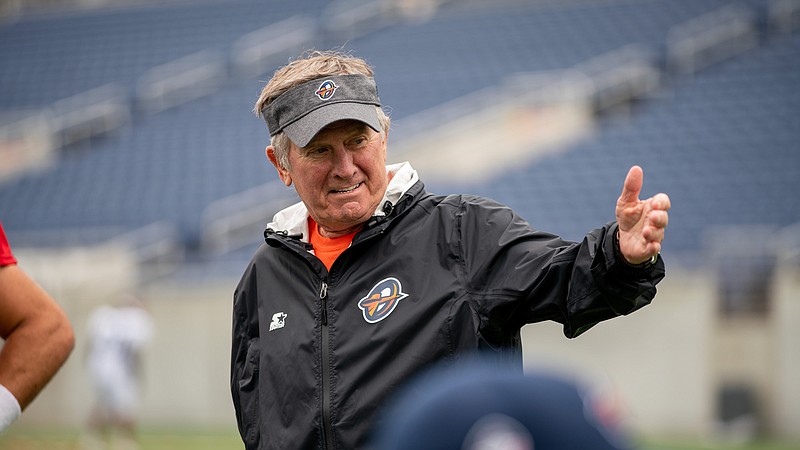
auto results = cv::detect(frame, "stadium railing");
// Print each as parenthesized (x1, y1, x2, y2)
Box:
(667, 3, 758, 74)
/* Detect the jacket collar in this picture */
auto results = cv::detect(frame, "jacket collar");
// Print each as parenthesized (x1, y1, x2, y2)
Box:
(266, 161, 420, 243)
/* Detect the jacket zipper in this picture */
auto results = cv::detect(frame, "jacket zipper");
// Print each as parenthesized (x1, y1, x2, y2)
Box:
(320, 281, 334, 449)
(268, 228, 396, 448)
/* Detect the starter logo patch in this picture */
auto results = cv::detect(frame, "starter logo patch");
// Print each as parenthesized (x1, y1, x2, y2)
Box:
(269, 312, 287, 331)
(315, 80, 338, 100)
(358, 277, 408, 323)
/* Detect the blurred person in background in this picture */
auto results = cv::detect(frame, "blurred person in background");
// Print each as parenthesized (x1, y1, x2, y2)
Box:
(231, 50, 671, 449)
(82, 293, 153, 450)
(0, 221, 75, 433)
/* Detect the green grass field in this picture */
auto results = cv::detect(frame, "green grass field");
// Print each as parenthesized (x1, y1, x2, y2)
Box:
(0, 428, 243, 450)
(1, 429, 798, 450)
(642, 439, 800, 450)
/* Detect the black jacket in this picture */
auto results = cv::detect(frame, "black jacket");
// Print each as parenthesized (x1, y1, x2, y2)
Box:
(231, 167, 664, 450)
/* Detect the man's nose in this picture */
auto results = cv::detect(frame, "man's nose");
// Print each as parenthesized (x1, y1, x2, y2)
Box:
(330, 147, 357, 177)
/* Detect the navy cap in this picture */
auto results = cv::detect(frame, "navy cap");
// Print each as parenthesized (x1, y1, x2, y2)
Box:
(371, 361, 635, 450)
(261, 74, 382, 147)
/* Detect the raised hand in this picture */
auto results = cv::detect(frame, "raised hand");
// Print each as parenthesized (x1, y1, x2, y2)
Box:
(615, 166, 671, 265)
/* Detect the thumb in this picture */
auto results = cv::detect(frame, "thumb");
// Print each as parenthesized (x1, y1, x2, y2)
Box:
(618, 165, 643, 206)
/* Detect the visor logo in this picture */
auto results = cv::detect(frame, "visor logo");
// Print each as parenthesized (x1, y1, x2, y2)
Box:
(315, 80, 338, 100)
(358, 277, 408, 323)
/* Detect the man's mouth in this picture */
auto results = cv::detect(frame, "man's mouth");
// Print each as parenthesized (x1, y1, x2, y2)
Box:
(331, 182, 362, 194)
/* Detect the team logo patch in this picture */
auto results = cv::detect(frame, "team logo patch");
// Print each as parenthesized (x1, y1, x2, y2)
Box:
(315, 80, 338, 100)
(358, 277, 408, 323)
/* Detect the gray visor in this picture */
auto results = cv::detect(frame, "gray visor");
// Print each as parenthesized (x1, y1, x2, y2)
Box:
(262, 74, 382, 147)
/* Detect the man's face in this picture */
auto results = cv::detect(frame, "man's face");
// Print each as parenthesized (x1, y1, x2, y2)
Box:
(269, 120, 389, 237)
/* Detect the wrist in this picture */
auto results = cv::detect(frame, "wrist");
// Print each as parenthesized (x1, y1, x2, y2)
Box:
(623, 253, 657, 268)
(0, 384, 22, 433)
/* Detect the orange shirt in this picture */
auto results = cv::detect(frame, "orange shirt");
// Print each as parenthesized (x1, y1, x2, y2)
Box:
(308, 217, 357, 271)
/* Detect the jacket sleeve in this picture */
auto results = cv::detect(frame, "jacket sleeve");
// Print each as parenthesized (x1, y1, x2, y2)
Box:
(456, 196, 665, 339)
(231, 259, 261, 449)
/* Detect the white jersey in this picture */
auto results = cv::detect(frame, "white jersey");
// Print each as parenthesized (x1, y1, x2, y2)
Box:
(86, 304, 153, 412)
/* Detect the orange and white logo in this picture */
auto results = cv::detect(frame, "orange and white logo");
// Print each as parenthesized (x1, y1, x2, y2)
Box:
(315, 80, 338, 100)
(358, 277, 408, 323)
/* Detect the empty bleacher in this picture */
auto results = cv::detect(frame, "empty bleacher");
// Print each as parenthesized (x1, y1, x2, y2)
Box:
(355, 0, 754, 128)
(0, 0, 328, 108)
(0, 0, 329, 248)
(430, 31, 800, 261)
(0, 0, 796, 277)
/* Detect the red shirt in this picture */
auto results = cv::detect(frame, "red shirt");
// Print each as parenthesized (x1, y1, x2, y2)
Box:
(0, 222, 17, 266)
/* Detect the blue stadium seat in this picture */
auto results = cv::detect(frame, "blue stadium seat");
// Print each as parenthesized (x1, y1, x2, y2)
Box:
(431, 31, 799, 260)
(0, 0, 795, 270)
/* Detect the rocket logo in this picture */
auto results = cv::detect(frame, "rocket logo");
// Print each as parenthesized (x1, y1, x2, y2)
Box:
(315, 80, 338, 100)
(358, 277, 408, 324)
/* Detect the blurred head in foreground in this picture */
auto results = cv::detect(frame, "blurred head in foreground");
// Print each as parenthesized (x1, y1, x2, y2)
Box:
(372, 360, 636, 450)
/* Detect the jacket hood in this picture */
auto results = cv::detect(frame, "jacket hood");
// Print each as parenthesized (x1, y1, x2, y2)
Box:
(266, 161, 420, 242)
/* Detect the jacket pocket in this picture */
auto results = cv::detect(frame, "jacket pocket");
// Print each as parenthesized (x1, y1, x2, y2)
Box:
(237, 341, 260, 448)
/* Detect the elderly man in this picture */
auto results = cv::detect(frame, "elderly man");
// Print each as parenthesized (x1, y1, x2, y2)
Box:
(231, 50, 670, 450)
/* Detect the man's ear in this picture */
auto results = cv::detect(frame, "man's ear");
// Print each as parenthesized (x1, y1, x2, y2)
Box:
(266, 146, 292, 187)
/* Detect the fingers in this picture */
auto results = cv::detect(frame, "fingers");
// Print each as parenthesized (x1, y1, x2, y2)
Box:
(618, 165, 643, 205)
(641, 196, 670, 244)
(645, 194, 670, 233)
(647, 209, 669, 228)
(651, 193, 671, 212)
(642, 221, 665, 243)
